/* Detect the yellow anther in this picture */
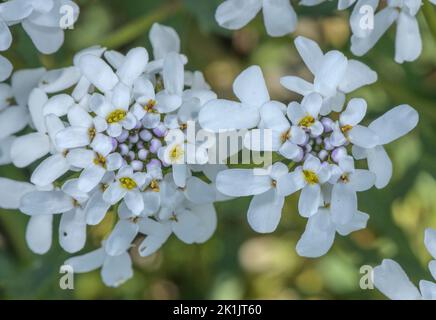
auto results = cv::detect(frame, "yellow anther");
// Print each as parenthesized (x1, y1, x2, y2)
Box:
(144, 99, 157, 113)
(280, 129, 291, 143)
(340, 173, 349, 183)
(150, 179, 160, 192)
(341, 125, 353, 134)
(303, 170, 319, 184)
(119, 177, 137, 190)
(299, 115, 315, 128)
(88, 127, 96, 140)
(106, 109, 127, 124)
(93, 153, 107, 168)
(169, 144, 184, 163)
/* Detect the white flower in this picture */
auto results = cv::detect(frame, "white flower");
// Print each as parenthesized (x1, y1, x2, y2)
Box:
(281, 36, 377, 115)
(352, 104, 419, 188)
(216, 163, 288, 233)
(277, 154, 331, 217)
(330, 98, 379, 149)
(103, 166, 146, 215)
(296, 205, 369, 258)
(328, 155, 375, 224)
(350, 0, 431, 63)
(373, 228, 436, 300)
(65, 245, 133, 288)
(199, 65, 272, 131)
(244, 100, 306, 160)
(215, 0, 297, 37)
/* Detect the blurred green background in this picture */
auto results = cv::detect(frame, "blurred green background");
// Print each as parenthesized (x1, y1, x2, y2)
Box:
(1, 0, 436, 299)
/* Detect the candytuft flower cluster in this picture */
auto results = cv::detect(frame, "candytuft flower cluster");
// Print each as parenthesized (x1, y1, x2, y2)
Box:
(199, 36, 419, 258)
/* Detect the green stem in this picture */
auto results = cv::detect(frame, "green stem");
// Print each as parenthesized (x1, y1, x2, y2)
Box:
(100, 1, 182, 49)
(422, 0, 436, 42)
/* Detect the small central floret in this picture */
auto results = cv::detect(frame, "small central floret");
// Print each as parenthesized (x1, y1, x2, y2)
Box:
(303, 170, 319, 184)
(107, 109, 127, 123)
(299, 115, 315, 128)
(119, 177, 137, 190)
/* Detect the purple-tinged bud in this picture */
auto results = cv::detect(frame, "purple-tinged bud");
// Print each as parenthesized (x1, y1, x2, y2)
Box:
(119, 143, 129, 155)
(127, 151, 136, 161)
(305, 144, 312, 153)
(116, 130, 129, 143)
(131, 160, 144, 171)
(111, 138, 118, 152)
(135, 120, 142, 130)
(146, 159, 162, 171)
(321, 117, 334, 133)
(323, 138, 334, 151)
(129, 133, 139, 144)
(331, 147, 347, 163)
(138, 149, 148, 160)
(139, 129, 152, 141)
(318, 149, 328, 161)
(299, 134, 309, 146)
(136, 141, 144, 150)
(153, 123, 167, 138)
(293, 147, 304, 162)
(316, 137, 323, 145)
(149, 139, 162, 153)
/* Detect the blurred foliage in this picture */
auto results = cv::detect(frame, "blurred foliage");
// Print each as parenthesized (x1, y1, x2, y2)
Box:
(1, 0, 436, 300)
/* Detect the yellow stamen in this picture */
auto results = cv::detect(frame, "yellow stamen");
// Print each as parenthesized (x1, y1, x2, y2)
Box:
(340, 173, 349, 183)
(341, 125, 353, 134)
(271, 180, 277, 188)
(106, 109, 127, 124)
(299, 115, 315, 128)
(150, 179, 160, 192)
(280, 129, 291, 143)
(88, 127, 96, 140)
(144, 99, 157, 113)
(119, 177, 137, 190)
(93, 153, 107, 168)
(169, 144, 184, 163)
(303, 170, 319, 184)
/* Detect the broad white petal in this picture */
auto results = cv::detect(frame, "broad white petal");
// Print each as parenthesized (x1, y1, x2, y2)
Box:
(340, 98, 367, 126)
(59, 210, 87, 253)
(419, 280, 436, 300)
(233, 65, 269, 108)
(216, 169, 271, 196)
(338, 60, 377, 93)
(294, 36, 323, 75)
(366, 145, 392, 189)
(348, 125, 379, 148)
(262, 0, 297, 36)
(348, 169, 375, 191)
(11, 133, 50, 167)
(31, 154, 70, 186)
(101, 252, 133, 287)
(280, 76, 314, 95)
(149, 23, 180, 59)
(330, 183, 357, 225)
(314, 50, 348, 97)
(117, 47, 149, 86)
(395, 12, 421, 64)
(336, 210, 369, 236)
(0, 178, 35, 209)
(79, 55, 118, 93)
(424, 228, 436, 260)
(298, 184, 321, 217)
(105, 220, 139, 256)
(26, 214, 53, 254)
(373, 259, 421, 300)
(247, 189, 284, 233)
(64, 248, 105, 273)
(215, 0, 262, 30)
(85, 192, 111, 225)
(0, 106, 29, 139)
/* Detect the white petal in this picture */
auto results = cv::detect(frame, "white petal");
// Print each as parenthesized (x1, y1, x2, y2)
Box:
(373, 259, 421, 300)
(247, 189, 284, 233)
(59, 209, 87, 253)
(0, 21, 12, 51)
(348, 125, 379, 148)
(298, 184, 321, 217)
(43, 94, 75, 117)
(22, 20, 64, 54)
(56, 127, 90, 149)
(185, 177, 216, 204)
(172, 164, 187, 188)
(79, 55, 118, 93)
(149, 23, 180, 59)
(340, 98, 367, 126)
(28, 88, 48, 133)
(424, 228, 436, 260)
(296, 209, 336, 258)
(105, 220, 139, 256)
(26, 214, 53, 254)
(66, 148, 94, 168)
(117, 47, 149, 86)
(368, 104, 419, 145)
(138, 219, 172, 256)
(294, 36, 323, 75)
(188, 204, 217, 243)
(233, 65, 269, 108)
(349, 169, 375, 191)
(351, 8, 399, 56)
(419, 280, 436, 300)
(338, 60, 377, 93)
(64, 248, 105, 273)
(0, 106, 29, 139)
(301, 92, 322, 117)
(216, 169, 271, 196)
(103, 183, 127, 204)
(276, 170, 305, 196)
(124, 190, 144, 215)
(0, 178, 35, 209)
(280, 76, 314, 95)
(367, 145, 392, 189)
(199, 100, 260, 131)
(215, 0, 262, 30)
(395, 12, 421, 64)
(101, 252, 133, 287)
(67, 105, 93, 128)
(262, 0, 297, 36)
(78, 165, 106, 192)
(314, 50, 348, 97)
(11, 67, 45, 106)
(0, 55, 12, 82)
(335, 210, 369, 236)
(330, 182, 357, 225)
(85, 192, 110, 225)
(141, 191, 160, 216)
(31, 154, 70, 186)
(11, 133, 50, 167)
(163, 52, 184, 96)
